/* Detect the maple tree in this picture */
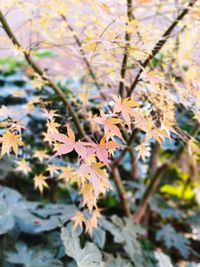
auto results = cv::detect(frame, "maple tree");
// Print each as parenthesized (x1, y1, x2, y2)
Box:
(0, 0, 200, 265)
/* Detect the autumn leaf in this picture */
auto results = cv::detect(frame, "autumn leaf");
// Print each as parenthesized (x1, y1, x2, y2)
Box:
(135, 142, 150, 161)
(112, 95, 139, 129)
(49, 125, 89, 159)
(58, 166, 82, 186)
(94, 112, 123, 140)
(33, 150, 49, 162)
(42, 108, 61, 120)
(15, 159, 31, 174)
(80, 183, 97, 211)
(88, 136, 122, 165)
(8, 120, 25, 133)
(78, 162, 111, 196)
(0, 131, 23, 157)
(34, 174, 48, 193)
(71, 211, 85, 229)
(47, 164, 59, 177)
(46, 119, 60, 133)
(85, 208, 101, 235)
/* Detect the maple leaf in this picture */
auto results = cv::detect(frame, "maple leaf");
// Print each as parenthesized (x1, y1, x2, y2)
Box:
(58, 166, 82, 186)
(71, 211, 85, 229)
(85, 217, 98, 236)
(88, 136, 122, 165)
(112, 95, 138, 129)
(15, 159, 31, 175)
(79, 183, 97, 211)
(47, 164, 59, 177)
(85, 208, 101, 235)
(94, 111, 123, 140)
(46, 119, 60, 133)
(135, 142, 150, 161)
(49, 125, 88, 159)
(33, 150, 49, 162)
(34, 174, 48, 193)
(0, 131, 23, 157)
(42, 108, 61, 120)
(8, 119, 25, 133)
(78, 162, 111, 196)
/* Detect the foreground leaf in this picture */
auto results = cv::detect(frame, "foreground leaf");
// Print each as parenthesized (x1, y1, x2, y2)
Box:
(61, 224, 103, 267)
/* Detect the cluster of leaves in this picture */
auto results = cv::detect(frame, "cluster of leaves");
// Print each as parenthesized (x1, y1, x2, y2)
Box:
(0, 0, 200, 266)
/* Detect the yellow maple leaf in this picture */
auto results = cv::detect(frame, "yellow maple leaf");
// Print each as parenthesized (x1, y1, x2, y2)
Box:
(34, 174, 48, 193)
(85, 208, 101, 235)
(47, 119, 60, 133)
(71, 211, 85, 229)
(80, 183, 97, 211)
(0, 131, 23, 157)
(57, 166, 82, 185)
(34, 150, 49, 162)
(16, 159, 31, 174)
(47, 164, 59, 177)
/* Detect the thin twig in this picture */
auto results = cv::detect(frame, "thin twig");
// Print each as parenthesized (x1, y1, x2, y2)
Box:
(61, 15, 101, 91)
(0, 10, 88, 140)
(127, 0, 198, 96)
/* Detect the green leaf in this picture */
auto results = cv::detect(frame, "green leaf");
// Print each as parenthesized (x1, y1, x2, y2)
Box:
(6, 242, 63, 267)
(99, 215, 146, 266)
(0, 186, 39, 235)
(154, 250, 173, 267)
(91, 227, 106, 249)
(61, 224, 104, 267)
(104, 254, 133, 267)
(33, 204, 77, 233)
(156, 224, 191, 258)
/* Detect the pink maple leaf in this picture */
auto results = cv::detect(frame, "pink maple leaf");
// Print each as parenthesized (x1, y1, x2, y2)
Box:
(49, 125, 88, 159)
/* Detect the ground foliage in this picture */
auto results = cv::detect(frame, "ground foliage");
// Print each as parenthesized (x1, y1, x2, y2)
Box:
(0, 0, 200, 266)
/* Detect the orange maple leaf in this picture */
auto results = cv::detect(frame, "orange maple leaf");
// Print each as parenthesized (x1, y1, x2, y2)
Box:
(94, 111, 123, 140)
(113, 95, 138, 129)
(71, 211, 85, 229)
(88, 135, 122, 165)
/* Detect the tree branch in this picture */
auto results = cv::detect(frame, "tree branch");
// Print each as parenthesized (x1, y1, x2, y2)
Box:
(127, 0, 198, 96)
(0, 10, 88, 140)
(112, 166, 132, 218)
(61, 15, 101, 92)
(118, 0, 133, 98)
